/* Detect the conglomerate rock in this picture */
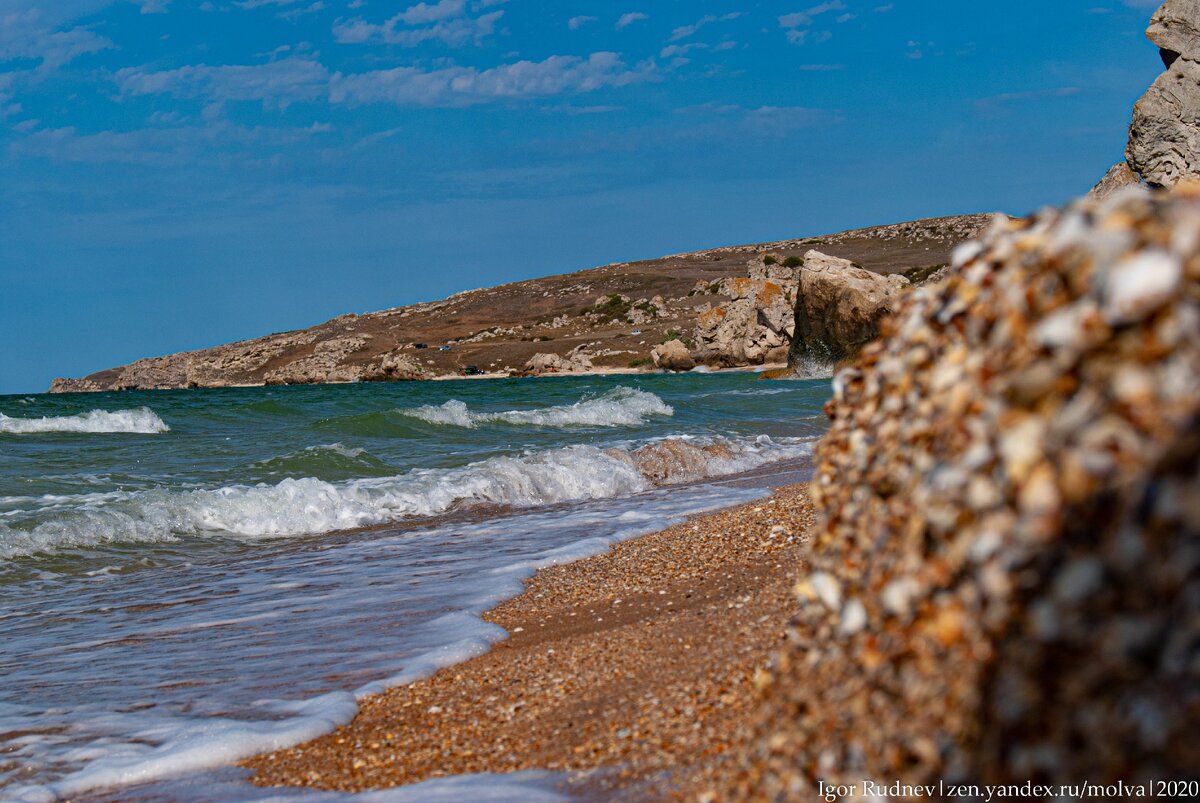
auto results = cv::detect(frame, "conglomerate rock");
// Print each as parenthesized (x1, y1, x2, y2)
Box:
(724, 186, 1200, 799)
(786, 250, 909, 376)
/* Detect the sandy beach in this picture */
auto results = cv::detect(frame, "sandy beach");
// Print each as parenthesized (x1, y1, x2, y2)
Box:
(245, 484, 815, 798)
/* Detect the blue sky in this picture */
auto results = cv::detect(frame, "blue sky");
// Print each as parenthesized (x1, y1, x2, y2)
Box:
(0, 0, 1164, 393)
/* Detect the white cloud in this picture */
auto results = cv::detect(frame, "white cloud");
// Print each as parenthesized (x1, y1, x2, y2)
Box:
(333, 8, 502, 47)
(133, 0, 170, 12)
(568, 15, 597, 30)
(398, 0, 466, 25)
(778, 2, 845, 28)
(0, 7, 112, 71)
(615, 11, 648, 30)
(115, 58, 330, 110)
(659, 42, 706, 59)
(330, 52, 652, 106)
(669, 12, 739, 42)
(236, 0, 310, 7)
(873, 3, 894, 11)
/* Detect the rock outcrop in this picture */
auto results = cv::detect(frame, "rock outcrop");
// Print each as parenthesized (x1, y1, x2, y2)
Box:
(1126, 1, 1200, 188)
(786, 250, 909, 376)
(726, 188, 1200, 797)
(693, 256, 797, 366)
(1088, 161, 1141, 199)
(650, 339, 695, 371)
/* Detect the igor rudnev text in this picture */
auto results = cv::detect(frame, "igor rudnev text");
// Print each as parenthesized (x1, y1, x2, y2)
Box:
(818, 779, 1199, 801)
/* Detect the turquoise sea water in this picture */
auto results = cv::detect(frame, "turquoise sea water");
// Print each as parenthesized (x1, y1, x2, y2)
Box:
(0, 373, 831, 801)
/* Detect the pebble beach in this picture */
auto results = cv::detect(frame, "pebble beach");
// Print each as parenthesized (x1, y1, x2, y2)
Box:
(245, 484, 817, 798)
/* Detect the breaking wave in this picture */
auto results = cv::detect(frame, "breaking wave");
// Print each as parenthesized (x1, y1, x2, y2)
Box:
(0, 407, 169, 435)
(0, 436, 810, 561)
(400, 387, 672, 428)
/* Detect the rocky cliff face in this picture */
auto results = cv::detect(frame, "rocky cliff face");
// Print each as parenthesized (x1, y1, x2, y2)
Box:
(1128, 0, 1200, 187)
(724, 187, 1200, 797)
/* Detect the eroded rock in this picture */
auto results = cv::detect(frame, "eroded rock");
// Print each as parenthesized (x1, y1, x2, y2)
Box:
(1127, 1, 1200, 187)
(786, 250, 909, 376)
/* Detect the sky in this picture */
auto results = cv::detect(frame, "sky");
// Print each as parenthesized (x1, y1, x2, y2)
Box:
(0, 0, 1166, 393)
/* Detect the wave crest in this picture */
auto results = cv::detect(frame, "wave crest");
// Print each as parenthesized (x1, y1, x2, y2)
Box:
(401, 387, 673, 428)
(0, 407, 169, 435)
(0, 436, 809, 561)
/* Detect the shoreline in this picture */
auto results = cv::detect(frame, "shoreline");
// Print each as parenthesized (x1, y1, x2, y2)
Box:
(244, 483, 814, 798)
(39, 361, 795, 395)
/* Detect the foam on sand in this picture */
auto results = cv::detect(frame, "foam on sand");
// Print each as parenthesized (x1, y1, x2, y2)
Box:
(0, 408, 169, 435)
(400, 386, 673, 428)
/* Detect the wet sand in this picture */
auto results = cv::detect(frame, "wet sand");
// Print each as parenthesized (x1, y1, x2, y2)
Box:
(245, 483, 814, 798)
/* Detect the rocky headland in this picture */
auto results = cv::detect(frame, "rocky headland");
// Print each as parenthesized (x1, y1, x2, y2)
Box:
(48, 214, 990, 393)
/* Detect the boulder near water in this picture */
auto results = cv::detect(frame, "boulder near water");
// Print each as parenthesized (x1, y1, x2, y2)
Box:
(785, 250, 909, 376)
(650, 339, 695, 371)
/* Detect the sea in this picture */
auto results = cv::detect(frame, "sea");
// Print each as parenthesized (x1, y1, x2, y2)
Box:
(0, 372, 832, 801)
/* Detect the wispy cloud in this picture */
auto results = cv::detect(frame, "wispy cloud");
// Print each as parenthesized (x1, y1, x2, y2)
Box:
(115, 58, 330, 110)
(331, 52, 653, 107)
(974, 86, 1081, 114)
(567, 15, 597, 30)
(0, 7, 112, 72)
(333, 2, 502, 47)
(778, 2, 845, 28)
(397, 0, 466, 24)
(9, 121, 329, 166)
(660, 42, 707, 59)
(615, 11, 648, 30)
(668, 12, 740, 42)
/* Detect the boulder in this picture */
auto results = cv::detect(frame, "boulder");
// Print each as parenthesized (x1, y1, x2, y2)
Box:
(650, 339, 695, 371)
(786, 250, 909, 376)
(1126, 0, 1200, 187)
(361, 351, 424, 381)
(725, 187, 1200, 798)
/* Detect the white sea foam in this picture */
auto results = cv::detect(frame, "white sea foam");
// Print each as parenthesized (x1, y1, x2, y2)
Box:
(0, 436, 809, 561)
(0, 408, 169, 435)
(401, 386, 673, 428)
